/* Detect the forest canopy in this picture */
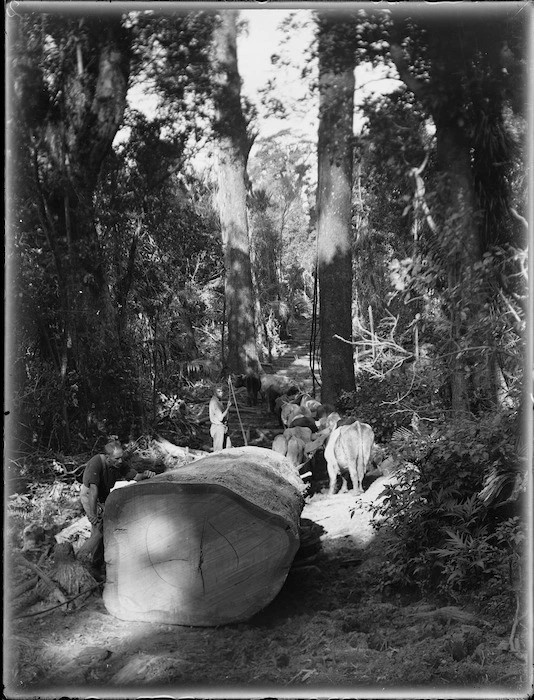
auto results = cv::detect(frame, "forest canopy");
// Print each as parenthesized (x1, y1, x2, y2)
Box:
(6, 4, 529, 456)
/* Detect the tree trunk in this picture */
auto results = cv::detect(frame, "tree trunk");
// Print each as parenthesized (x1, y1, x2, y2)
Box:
(13, 15, 131, 427)
(390, 21, 500, 415)
(435, 119, 482, 414)
(103, 447, 305, 626)
(316, 18, 356, 406)
(211, 11, 260, 375)
(249, 244, 268, 365)
(44, 18, 129, 364)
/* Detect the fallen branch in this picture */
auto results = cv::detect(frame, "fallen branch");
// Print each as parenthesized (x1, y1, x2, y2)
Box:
(332, 311, 413, 381)
(155, 437, 208, 460)
(13, 576, 39, 598)
(14, 582, 103, 619)
(406, 605, 491, 627)
(15, 554, 68, 607)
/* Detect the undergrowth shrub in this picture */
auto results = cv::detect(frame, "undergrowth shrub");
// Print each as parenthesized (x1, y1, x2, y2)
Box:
(369, 411, 524, 604)
(431, 515, 524, 607)
(7, 481, 83, 547)
(336, 357, 446, 442)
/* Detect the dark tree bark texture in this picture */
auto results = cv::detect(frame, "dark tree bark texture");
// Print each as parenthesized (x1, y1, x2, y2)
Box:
(316, 15, 356, 407)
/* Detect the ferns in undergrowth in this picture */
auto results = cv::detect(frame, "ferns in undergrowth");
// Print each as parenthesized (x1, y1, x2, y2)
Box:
(368, 410, 526, 605)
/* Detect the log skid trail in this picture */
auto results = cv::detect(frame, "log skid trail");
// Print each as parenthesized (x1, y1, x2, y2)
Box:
(228, 316, 318, 444)
(224, 316, 377, 555)
(8, 316, 527, 692)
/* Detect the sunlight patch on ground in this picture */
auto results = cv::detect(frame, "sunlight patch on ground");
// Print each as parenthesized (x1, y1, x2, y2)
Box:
(302, 491, 376, 552)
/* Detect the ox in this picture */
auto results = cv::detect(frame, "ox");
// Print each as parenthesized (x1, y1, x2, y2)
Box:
(297, 394, 323, 419)
(271, 432, 306, 468)
(324, 420, 375, 496)
(272, 434, 288, 456)
(285, 435, 306, 468)
(261, 374, 299, 413)
(288, 411, 317, 432)
(317, 411, 341, 431)
(234, 373, 261, 406)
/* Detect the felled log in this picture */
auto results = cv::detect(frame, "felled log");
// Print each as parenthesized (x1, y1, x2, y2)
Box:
(103, 446, 306, 626)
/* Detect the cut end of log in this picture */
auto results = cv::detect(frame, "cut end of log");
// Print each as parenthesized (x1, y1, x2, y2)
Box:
(103, 447, 305, 626)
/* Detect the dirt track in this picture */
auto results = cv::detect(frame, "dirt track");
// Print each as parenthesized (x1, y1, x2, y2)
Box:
(6, 319, 529, 696)
(8, 474, 527, 695)
(227, 318, 318, 438)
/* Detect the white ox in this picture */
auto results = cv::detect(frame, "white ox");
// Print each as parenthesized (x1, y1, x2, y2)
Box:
(324, 420, 375, 495)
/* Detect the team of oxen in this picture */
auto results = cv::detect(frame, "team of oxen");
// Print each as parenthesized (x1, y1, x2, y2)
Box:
(234, 373, 380, 496)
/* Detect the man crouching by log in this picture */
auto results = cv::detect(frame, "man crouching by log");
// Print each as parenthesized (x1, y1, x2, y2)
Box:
(209, 384, 233, 451)
(78, 440, 155, 580)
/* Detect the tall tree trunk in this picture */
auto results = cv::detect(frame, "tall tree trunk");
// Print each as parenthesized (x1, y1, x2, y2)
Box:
(211, 11, 260, 375)
(316, 16, 356, 406)
(13, 14, 131, 430)
(435, 118, 482, 414)
(390, 21, 503, 415)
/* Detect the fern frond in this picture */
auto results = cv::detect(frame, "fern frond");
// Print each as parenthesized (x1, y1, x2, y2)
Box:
(391, 426, 414, 442)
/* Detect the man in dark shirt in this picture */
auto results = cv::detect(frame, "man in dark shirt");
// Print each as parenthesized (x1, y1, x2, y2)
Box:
(79, 440, 155, 577)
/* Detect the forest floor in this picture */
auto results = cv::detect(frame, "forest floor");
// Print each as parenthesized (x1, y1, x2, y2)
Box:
(5, 318, 531, 698)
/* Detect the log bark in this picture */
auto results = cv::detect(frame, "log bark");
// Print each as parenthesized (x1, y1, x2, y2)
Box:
(103, 446, 306, 626)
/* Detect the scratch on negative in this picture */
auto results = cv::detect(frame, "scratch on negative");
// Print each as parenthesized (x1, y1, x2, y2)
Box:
(145, 523, 176, 586)
(208, 521, 240, 564)
(198, 519, 206, 593)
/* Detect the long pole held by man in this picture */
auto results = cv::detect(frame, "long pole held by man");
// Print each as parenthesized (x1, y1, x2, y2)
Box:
(209, 383, 232, 451)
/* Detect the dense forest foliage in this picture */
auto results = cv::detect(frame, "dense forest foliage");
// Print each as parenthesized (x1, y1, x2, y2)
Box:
(6, 4, 529, 612)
